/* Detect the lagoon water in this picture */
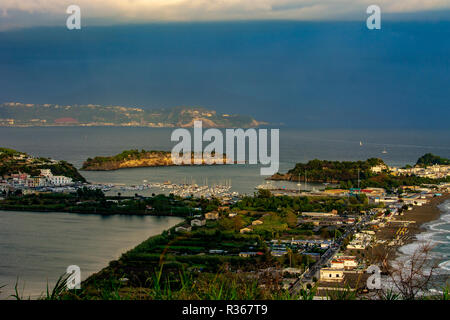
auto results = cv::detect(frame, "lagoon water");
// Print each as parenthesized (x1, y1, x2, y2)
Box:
(0, 211, 182, 299)
(0, 127, 449, 298)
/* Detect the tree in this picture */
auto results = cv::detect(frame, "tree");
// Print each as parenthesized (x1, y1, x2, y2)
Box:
(416, 153, 450, 167)
(287, 248, 293, 267)
(286, 211, 298, 228)
(232, 216, 245, 232)
(257, 189, 272, 199)
(381, 243, 438, 300)
(320, 227, 331, 239)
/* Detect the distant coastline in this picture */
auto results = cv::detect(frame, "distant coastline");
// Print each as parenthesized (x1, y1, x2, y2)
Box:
(0, 103, 267, 128)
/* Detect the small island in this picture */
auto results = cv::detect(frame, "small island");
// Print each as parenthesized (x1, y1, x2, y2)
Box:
(81, 149, 230, 171)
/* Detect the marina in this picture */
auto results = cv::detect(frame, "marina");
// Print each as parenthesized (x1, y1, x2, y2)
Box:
(83, 180, 239, 199)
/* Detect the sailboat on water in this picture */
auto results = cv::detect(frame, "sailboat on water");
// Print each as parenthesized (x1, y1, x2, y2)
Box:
(360, 141, 363, 146)
(382, 147, 388, 154)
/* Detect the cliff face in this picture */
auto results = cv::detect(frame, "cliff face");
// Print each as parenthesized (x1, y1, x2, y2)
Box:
(269, 173, 292, 181)
(81, 150, 231, 171)
(82, 153, 174, 171)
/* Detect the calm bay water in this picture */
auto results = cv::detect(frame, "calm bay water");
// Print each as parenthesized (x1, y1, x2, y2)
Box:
(0, 211, 182, 299)
(1, 127, 449, 194)
(0, 127, 449, 298)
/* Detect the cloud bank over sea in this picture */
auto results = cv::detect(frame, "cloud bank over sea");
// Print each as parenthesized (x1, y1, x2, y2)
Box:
(1, 0, 450, 29)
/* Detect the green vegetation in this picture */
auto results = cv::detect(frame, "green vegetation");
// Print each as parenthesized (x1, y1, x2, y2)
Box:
(236, 189, 371, 215)
(282, 158, 385, 183)
(86, 149, 169, 163)
(45, 210, 317, 299)
(81, 149, 229, 170)
(5, 186, 448, 300)
(0, 189, 196, 216)
(0, 147, 86, 182)
(62, 221, 276, 300)
(62, 191, 360, 293)
(0, 147, 21, 158)
(14, 190, 355, 299)
(12, 271, 450, 300)
(82, 149, 172, 170)
(273, 156, 450, 192)
(349, 173, 450, 191)
(13, 268, 297, 300)
(416, 153, 450, 167)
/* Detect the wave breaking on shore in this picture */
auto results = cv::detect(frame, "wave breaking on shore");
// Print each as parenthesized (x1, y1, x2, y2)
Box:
(397, 200, 450, 276)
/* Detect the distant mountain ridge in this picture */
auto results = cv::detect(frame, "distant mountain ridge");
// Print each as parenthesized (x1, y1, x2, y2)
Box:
(0, 103, 267, 128)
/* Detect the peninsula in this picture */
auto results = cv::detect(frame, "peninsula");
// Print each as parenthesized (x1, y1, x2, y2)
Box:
(0, 147, 86, 183)
(270, 155, 450, 191)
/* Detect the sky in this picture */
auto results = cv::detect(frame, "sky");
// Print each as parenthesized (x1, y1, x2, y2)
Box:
(0, 2, 449, 129)
(1, 0, 450, 29)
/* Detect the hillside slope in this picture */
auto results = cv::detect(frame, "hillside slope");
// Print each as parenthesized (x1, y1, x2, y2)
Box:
(0, 103, 266, 128)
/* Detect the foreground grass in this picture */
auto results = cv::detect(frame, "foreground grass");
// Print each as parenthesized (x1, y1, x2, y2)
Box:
(73, 266, 300, 300)
(4, 266, 297, 300)
(7, 271, 449, 301)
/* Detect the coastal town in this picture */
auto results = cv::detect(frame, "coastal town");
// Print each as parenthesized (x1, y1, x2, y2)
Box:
(0, 148, 83, 197)
(168, 182, 450, 299)
(2, 2, 450, 312)
(0, 103, 265, 128)
(1, 148, 450, 299)
(1, 169, 73, 190)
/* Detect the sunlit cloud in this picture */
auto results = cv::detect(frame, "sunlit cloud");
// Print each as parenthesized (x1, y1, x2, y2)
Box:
(1, 0, 450, 29)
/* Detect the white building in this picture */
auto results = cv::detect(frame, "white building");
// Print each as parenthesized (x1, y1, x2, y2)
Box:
(49, 175, 73, 186)
(175, 225, 192, 233)
(371, 164, 388, 173)
(331, 260, 345, 269)
(191, 218, 206, 227)
(302, 211, 338, 218)
(320, 268, 344, 282)
(331, 256, 358, 270)
(40, 169, 53, 177)
(347, 232, 373, 250)
(205, 211, 219, 220)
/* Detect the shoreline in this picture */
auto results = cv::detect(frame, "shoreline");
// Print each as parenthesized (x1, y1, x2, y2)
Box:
(0, 206, 184, 217)
(373, 193, 450, 265)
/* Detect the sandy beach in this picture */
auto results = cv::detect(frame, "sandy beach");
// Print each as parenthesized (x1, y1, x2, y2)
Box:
(370, 193, 450, 265)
